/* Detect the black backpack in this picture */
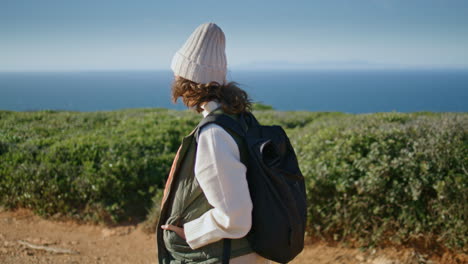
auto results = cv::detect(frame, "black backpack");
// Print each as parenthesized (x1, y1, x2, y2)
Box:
(195, 110, 307, 264)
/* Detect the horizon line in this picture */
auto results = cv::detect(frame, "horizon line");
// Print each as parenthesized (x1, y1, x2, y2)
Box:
(1, 66, 468, 73)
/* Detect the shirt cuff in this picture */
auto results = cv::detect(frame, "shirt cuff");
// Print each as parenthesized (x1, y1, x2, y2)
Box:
(183, 206, 252, 250)
(183, 209, 223, 249)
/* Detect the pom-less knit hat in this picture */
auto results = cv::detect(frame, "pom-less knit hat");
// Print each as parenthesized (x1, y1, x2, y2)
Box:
(171, 22, 227, 85)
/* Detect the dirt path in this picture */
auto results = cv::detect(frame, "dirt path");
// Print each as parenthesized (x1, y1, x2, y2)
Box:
(0, 208, 465, 264)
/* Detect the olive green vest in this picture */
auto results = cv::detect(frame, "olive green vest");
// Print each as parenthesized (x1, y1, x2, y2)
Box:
(156, 108, 253, 264)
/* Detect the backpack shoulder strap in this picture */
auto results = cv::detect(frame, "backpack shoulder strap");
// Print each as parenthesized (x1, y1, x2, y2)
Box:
(194, 110, 247, 145)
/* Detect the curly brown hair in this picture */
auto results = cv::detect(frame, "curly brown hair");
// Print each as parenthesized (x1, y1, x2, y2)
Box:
(171, 76, 253, 115)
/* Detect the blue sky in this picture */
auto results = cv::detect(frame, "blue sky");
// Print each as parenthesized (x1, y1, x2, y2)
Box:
(1, 0, 468, 71)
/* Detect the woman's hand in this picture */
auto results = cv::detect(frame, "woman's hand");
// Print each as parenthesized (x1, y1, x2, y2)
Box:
(161, 224, 186, 240)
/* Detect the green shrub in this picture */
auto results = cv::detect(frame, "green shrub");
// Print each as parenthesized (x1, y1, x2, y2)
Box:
(0, 109, 466, 252)
(294, 112, 467, 251)
(0, 109, 199, 223)
(252, 102, 274, 111)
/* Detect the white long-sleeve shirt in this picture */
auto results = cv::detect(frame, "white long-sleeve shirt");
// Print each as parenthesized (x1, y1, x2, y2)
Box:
(183, 100, 270, 264)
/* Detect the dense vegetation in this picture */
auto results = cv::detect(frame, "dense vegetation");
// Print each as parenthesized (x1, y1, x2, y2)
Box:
(0, 107, 466, 252)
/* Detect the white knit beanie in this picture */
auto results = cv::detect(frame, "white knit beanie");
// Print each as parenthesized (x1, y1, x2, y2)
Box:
(171, 22, 227, 85)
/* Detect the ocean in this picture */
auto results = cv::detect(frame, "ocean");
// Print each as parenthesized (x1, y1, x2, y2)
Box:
(0, 70, 467, 114)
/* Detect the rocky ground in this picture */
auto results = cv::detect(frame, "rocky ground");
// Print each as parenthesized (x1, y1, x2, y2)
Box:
(0, 208, 465, 264)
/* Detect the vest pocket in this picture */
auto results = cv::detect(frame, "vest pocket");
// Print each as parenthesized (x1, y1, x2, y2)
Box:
(164, 229, 192, 252)
(163, 216, 192, 253)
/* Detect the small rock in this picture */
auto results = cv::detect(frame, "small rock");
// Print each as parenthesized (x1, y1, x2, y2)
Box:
(52, 212, 62, 219)
(101, 228, 117, 238)
(67, 240, 80, 245)
(356, 254, 365, 262)
(4, 241, 14, 247)
(371, 256, 400, 264)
